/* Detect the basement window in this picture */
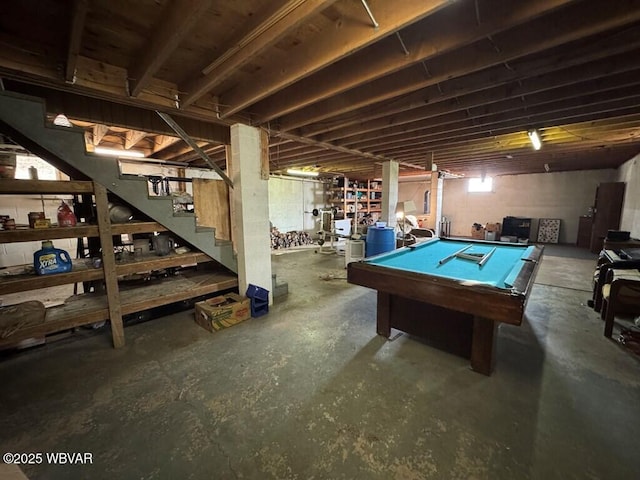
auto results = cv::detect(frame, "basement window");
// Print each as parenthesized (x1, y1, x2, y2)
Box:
(468, 177, 493, 193)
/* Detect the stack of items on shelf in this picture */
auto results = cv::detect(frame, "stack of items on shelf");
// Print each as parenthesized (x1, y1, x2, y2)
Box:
(270, 226, 314, 249)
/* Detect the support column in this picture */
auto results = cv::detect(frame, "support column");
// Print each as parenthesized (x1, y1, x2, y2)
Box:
(425, 168, 439, 231)
(435, 172, 444, 236)
(381, 161, 399, 227)
(229, 124, 273, 304)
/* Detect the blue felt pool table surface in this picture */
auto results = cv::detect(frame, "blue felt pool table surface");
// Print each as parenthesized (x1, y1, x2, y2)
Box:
(365, 238, 536, 290)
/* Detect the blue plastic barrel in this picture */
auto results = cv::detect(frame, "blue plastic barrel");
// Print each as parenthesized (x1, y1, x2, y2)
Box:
(366, 227, 396, 257)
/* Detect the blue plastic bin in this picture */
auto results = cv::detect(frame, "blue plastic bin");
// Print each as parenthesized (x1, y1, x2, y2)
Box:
(246, 284, 269, 317)
(246, 284, 269, 302)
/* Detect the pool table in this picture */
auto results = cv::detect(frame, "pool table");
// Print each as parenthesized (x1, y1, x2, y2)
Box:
(347, 237, 543, 375)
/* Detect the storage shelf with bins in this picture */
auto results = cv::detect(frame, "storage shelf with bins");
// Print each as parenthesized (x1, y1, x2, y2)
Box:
(0, 179, 237, 349)
(328, 177, 382, 221)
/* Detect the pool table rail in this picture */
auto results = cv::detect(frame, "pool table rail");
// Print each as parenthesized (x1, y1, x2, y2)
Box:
(347, 256, 539, 326)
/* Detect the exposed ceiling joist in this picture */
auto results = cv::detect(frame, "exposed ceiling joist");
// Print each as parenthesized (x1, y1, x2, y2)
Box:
(253, 0, 577, 123)
(278, 0, 640, 131)
(1, 1, 639, 179)
(129, 0, 212, 97)
(92, 124, 108, 145)
(217, 0, 455, 118)
(124, 130, 148, 150)
(181, 0, 336, 108)
(65, 0, 88, 83)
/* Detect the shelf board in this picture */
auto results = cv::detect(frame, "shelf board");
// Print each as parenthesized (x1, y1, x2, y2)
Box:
(111, 221, 167, 235)
(115, 251, 211, 276)
(0, 179, 94, 194)
(0, 269, 238, 347)
(0, 224, 99, 243)
(0, 221, 169, 243)
(0, 260, 102, 295)
(0, 251, 214, 295)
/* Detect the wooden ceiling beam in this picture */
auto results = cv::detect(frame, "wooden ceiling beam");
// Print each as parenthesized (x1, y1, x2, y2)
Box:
(252, 0, 577, 122)
(320, 59, 640, 144)
(181, 0, 336, 108)
(358, 99, 640, 154)
(169, 143, 221, 164)
(3, 81, 230, 145)
(303, 27, 640, 138)
(129, 0, 212, 97)
(151, 141, 207, 161)
(395, 137, 640, 164)
(92, 124, 109, 145)
(151, 135, 181, 154)
(278, 1, 640, 131)
(339, 79, 640, 149)
(124, 130, 148, 150)
(217, 0, 455, 118)
(65, 0, 88, 83)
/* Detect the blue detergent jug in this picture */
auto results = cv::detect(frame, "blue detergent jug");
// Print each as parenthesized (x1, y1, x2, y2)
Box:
(34, 241, 72, 275)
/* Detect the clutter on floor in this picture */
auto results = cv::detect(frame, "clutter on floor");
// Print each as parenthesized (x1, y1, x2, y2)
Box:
(270, 227, 314, 249)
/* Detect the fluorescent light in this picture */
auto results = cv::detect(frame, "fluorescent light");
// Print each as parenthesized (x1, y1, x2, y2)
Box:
(94, 147, 146, 158)
(286, 169, 319, 177)
(528, 129, 542, 150)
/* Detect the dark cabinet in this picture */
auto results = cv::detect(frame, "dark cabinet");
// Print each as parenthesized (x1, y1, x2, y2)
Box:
(501, 216, 532, 240)
(577, 216, 593, 248)
(590, 182, 625, 254)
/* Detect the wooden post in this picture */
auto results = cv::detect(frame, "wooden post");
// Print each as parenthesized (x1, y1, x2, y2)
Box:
(94, 182, 125, 348)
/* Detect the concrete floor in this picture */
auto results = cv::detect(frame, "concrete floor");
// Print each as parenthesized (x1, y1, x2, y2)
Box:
(1, 245, 639, 479)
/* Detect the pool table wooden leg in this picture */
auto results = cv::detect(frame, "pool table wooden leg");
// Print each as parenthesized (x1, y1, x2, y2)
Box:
(471, 316, 498, 376)
(376, 292, 391, 337)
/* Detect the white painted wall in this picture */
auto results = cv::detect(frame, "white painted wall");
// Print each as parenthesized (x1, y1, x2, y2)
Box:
(268, 176, 326, 233)
(616, 152, 640, 238)
(439, 169, 616, 243)
(0, 155, 75, 268)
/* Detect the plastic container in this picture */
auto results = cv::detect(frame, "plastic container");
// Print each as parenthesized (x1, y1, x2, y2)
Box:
(366, 226, 395, 257)
(34, 240, 72, 275)
(246, 284, 269, 317)
(57, 200, 77, 227)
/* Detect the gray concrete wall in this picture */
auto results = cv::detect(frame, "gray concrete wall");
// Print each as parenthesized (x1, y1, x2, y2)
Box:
(268, 176, 326, 234)
(439, 169, 616, 244)
(616, 152, 640, 238)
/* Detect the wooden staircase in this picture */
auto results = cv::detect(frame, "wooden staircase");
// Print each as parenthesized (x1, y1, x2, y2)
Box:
(0, 91, 237, 273)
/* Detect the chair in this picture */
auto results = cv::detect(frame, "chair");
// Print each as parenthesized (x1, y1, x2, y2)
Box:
(592, 259, 640, 312)
(600, 268, 640, 338)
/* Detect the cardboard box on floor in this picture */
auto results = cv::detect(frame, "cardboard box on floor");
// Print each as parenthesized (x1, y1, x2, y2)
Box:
(471, 226, 485, 239)
(195, 293, 251, 332)
(485, 223, 501, 235)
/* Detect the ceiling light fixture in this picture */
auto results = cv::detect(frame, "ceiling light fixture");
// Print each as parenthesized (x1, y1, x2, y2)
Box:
(286, 169, 319, 177)
(94, 147, 146, 158)
(53, 113, 72, 127)
(528, 129, 542, 151)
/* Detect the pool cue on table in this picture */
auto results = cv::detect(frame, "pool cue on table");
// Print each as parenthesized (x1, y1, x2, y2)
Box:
(478, 247, 497, 267)
(438, 244, 473, 265)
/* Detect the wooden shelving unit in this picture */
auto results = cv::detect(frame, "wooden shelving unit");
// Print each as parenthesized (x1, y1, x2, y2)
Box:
(0, 179, 237, 349)
(328, 177, 382, 221)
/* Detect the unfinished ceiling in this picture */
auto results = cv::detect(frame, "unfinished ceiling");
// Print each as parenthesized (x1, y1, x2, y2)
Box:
(0, 0, 639, 179)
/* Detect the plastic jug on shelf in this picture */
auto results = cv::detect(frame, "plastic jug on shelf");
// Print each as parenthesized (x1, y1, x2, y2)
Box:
(33, 241, 72, 275)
